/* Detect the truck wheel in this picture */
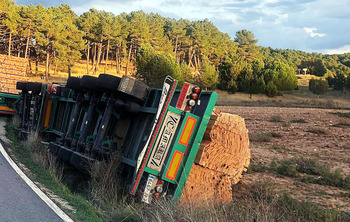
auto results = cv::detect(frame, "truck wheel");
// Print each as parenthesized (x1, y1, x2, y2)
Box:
(118, 76, 150, 102)
(80, 75, 98, 91)
(26, 82, 43, 92)
(16, 81, 27, 90)
(96, 74, 121, 93)
(66, 77, 82, 91)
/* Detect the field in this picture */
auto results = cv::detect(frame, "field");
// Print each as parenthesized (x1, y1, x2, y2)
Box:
(219, 106, 350, 212)
(26, 59, 131, 83)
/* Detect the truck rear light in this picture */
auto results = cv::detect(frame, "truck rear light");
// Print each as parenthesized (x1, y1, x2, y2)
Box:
(155, 186, 163, 193)
(188, 99, 196, 107)
(190, 93, 198, 100)
(156, 180, 163, 185)
(192, 86, 201, 94)
(154, 192, 161, 199)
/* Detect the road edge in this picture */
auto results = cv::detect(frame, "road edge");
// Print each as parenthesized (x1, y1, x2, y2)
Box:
(0, 141, 74, 222)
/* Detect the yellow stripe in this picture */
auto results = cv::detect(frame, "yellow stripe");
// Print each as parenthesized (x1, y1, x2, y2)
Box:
(44, 100, 52, 128)
(0, 105, 15, 112)
(179, 117, 196, 145)
(166, 151, 183, 180)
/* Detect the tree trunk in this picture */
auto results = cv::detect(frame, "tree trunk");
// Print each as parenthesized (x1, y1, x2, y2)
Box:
(95, 42, 102, 73)
(68, 64, 71, 78)
(8, 32, 12, 56)
(54, 63, 58, 75)
(35, 56, 38, 75)
(29, 59, 32, 75)
(104, 39, 110, 73)
(17, 44, 21, 57)
(92, 43, 97, 74)
(45, 49, 49, 81)
(116, 45, 120, 74)
(174, 35, 178, 54)
(86, 41, 90, 75)
(25, 25, 31, 59)
(125, 42, 132, 77)
(188, 46, 194, 68)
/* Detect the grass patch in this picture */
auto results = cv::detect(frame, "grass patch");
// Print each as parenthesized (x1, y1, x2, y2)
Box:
(270, 159, 298, 177)
(306, 128, 327, 135)
(290, 119, 308, 123)
(270, 157, 350, 190)
(332, 122, 350, 128)
(270, 115, 283, 123)
(247, 163, 269, 173)
(5, 120, 103, 222)
(138, 181, 347, 222)
(331, 112, 350, 119)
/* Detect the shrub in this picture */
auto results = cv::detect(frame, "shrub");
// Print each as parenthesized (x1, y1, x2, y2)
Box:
(333, 73, 347, 90)
(332, 112, 350, 119)
(276, 161, 298, 177)
(306, 128, 327, 135)
(265, 82, 278, 97)
(199, 59, 219, 89)
(270, 115, 283, 123)
(309, 79, 328, 96)
(290, 119, 308, 123)
(135, 45, 180, 87)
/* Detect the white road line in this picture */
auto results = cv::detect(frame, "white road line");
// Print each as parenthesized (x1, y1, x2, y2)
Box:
(0, 142, 74, 222)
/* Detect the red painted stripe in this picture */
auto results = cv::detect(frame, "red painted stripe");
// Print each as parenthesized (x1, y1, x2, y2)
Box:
(131, 80, 177, 195)
(176, 83, 189, 109)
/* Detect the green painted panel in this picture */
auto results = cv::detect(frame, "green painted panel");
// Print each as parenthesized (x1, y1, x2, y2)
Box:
(172, 92, 218, 201)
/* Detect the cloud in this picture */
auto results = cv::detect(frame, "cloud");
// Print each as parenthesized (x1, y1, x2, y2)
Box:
(14, 0, 350, 54)
(320, 44, 350, 54)
(303, 27, 326, 37)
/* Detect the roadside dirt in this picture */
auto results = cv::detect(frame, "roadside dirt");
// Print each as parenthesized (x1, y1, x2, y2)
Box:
(219, 106, 350, 211)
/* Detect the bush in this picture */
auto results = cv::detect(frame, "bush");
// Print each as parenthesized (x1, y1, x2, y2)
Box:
(239, 67, 266, 98)
(135, 45, 180, 87)
(270, 115, 283, 123)
(199, 59, 219, 89)
(263, 59, 298, 91)
(333, 73, 347, 90)
(309, 79, 328, 96)
(265, 82, 278, 97)
(276, 161, 298, 177)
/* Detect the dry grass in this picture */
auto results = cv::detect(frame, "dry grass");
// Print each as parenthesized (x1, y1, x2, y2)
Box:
(89, 154, 123, 207)
(216, 83, 350, 109)
(119, 181, 346, 222)
(27, 59, 130, 83)
(25, 132, 63, 181)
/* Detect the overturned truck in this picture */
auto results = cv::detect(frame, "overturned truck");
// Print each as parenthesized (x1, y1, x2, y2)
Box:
(14, 74, 250, 204)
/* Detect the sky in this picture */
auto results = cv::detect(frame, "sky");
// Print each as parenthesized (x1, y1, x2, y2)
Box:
(15, 0, 350, 54)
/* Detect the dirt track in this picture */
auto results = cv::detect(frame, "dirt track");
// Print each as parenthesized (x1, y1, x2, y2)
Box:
(219, 106, 350, 211)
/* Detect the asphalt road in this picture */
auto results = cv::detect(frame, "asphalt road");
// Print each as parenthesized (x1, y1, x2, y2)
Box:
(0, 138, 64, 222)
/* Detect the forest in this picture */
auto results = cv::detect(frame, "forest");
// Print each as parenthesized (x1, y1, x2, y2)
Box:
(1, 0, 350, 96)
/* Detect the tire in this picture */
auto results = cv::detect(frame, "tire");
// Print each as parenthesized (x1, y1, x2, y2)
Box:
(26, 82, 43, 92)
(16, 81, 27, 91)
(66, 77, 82, 91)
(118, 76, 149, 102)
(96, 74, 121, 93)
(80, 75, 99, 91)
